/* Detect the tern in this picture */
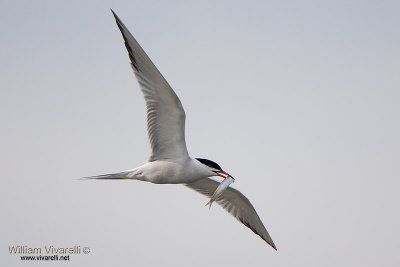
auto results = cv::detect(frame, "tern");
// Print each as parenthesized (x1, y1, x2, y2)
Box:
(88, 10, 276, 250)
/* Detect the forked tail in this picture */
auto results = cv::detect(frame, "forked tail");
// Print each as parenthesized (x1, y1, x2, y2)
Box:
(83, 168, 145, 181)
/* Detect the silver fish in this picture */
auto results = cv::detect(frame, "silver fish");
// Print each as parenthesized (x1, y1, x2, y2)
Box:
(206, 176, 235, 208)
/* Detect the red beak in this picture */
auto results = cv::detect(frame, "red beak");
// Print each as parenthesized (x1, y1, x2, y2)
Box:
(212, 170, 229, 179)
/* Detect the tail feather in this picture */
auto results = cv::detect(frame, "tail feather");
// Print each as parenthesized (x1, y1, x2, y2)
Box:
(83, 173, 127, 180)
(83, 168, 145, 181)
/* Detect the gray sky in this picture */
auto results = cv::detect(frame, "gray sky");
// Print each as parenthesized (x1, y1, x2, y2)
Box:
(1, 0, 399, 266)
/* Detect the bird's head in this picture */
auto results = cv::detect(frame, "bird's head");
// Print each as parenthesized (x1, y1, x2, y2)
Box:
(195, 158, 233, 179)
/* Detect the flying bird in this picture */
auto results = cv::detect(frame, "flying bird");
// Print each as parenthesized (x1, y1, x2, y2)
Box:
(88, 10, 276, 250)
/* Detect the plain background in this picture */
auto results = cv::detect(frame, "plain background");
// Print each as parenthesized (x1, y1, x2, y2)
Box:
(1, 1, 399, 266)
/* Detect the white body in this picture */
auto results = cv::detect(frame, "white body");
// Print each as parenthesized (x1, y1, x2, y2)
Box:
(125, 158, 215, 184)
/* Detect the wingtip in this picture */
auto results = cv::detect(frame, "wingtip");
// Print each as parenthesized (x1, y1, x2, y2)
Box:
(259, 236, 277, 250)
(267, 239, 277, 251)
(110, 9, 119, 20)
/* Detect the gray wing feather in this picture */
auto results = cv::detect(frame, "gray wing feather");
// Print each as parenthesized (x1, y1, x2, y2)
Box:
(185, 178, 277, 250)
(112, 10, 189, 161)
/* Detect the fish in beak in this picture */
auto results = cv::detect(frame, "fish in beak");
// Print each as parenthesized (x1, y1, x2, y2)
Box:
(206, 175, 235, 208)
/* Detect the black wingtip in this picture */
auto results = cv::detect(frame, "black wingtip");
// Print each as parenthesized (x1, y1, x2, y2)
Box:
(265, 236, 277, 250)
(239, 217, 277, 250)
(110, 9, 119, 21)
(110, 10, 140, 71)
(268, 236, 277, 251)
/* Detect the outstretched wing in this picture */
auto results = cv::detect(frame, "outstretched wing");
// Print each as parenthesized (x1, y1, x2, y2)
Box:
(112, 10, 189, 161)
(185, 178, 276, 250)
